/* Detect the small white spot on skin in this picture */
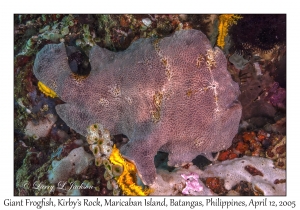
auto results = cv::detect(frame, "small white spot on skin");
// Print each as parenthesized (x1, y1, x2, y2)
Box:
(125, 96, 132, 104)
(194, 137, 204, 148)
(99, 98, 109, 107)
(214, 107, 221, 113)
(108, 84, 121, 97)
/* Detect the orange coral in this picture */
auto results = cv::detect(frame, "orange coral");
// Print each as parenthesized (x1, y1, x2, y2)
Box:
(242, 131, 265, 157)
(205, 177, 227, 194)
(218, 130, 268, 161)
(217, 149, 238, 161)
(228, 153, 238, 160)
(217, 150, 231, 161)
(257, 129, 268, 142)
(235, 141, 249, 154)
(242, 131, 256, 142)
(217, 14, 242, 49)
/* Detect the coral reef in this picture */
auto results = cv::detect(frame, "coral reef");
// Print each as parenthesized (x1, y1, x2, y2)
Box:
(201, 156, 286, 195)
(86, 123, 149, 195)
(264, 82, 286, 110)
(85, 124, 122, 195)
(33, 29, 242, 185)
(86, 123, 113, 166)
(226, 29, 286, 133)
(216, 130, 286, 172)
(151, 155, 285, 195)
(266, 136, 286, 169)
(238, 64, 278, 121)
(205, 177, 228, 195)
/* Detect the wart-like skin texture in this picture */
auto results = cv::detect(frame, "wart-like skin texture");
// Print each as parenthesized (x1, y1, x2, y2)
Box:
(33, 29, 242, 185)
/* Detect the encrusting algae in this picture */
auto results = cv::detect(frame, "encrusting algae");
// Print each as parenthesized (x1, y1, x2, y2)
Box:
(217, 14, 242, 49)
(109, 145, 151, 196)
(37, 81, 57, 98)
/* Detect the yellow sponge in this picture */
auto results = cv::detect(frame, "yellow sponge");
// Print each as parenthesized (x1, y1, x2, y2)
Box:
(217, 14, 242, 49)
(38, 81, 57, 98)
(109, 145, 151, 196)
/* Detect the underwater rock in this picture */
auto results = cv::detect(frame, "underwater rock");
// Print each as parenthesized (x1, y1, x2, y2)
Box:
(48, 147, 93, 184)
(229, 52, 249, 70)
(33, 29, 242, 185)
(151, 155, 285, 195)
(24, 113, 57, 139)
(201, 156, 286, 195)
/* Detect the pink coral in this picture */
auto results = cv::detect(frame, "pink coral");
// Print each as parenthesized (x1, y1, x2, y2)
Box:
(181, 173, 203, 195)
(266, 82, 286, 109)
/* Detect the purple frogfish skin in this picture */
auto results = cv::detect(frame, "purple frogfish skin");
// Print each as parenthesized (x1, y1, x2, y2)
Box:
(33, 29, 242, 185)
